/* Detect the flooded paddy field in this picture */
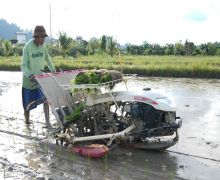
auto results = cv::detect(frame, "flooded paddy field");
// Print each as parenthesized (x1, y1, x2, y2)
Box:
(0, 71, 220, 180)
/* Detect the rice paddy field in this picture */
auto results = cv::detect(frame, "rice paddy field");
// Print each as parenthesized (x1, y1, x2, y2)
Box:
(1, 55, 220, 78)
(1, 71, 220, 179)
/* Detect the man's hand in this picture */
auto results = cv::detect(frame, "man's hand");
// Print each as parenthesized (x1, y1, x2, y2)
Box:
(29, 74, 37, 83)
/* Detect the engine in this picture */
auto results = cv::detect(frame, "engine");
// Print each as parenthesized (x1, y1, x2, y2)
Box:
(122, 102, 178, 138)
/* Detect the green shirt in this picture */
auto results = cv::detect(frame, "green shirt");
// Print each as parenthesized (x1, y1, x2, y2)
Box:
(21, 39, 55, 89)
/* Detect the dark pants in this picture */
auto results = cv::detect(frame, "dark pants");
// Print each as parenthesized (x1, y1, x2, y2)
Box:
(22, 87, 45, 112)
(22, 87, 51, 127)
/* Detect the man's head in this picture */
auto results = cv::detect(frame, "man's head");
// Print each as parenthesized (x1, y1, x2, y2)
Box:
(33, 25, 48, 46)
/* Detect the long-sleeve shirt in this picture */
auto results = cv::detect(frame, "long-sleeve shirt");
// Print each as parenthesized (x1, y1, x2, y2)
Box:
(21, 39, 56, 89)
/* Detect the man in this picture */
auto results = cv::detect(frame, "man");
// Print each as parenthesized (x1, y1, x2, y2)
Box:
(21, 25, 56, 127)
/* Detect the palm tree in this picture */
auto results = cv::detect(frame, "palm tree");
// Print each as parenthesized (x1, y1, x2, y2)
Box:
(3, 40, 12, 56)
(58, 31, 72, 58)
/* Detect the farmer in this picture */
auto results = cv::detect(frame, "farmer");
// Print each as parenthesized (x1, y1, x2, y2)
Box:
(21, 25, 56, 127)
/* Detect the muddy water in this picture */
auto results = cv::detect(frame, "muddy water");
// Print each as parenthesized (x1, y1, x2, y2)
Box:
(0, 71, 220, 180)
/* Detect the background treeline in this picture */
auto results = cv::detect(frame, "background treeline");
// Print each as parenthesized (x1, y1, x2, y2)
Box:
(0, 19, 32, 42)
(1, 18, 220, 57)
(1, 32, 220, 58)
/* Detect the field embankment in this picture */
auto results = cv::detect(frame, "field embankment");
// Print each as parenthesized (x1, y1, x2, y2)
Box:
(1, 55, 220, 78)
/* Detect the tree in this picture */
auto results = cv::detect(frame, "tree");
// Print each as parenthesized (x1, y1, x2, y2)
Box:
(144, 48, 153, 55)
(100, 35, 107, 52)
(86, 37, 99, 55)
(151, 44, 164, 55)
(77, 40, 88, 56)
(199, 44, 208, 55)
(0, 39, 4, 56)
(12, 44, 23, 56)
(47, 40, 60, 57)
(125, 43, 131, 54)
(216, 48, 220, 56)
(192, 46, 201, 56)
(207, 42, 217, 55)
(142, 41, 151, 49)
(106, 36, 117, 57)
(3, 40, 12, 56)
(164, 44, 174, 55)
(68, 39, 88, 58)
(174, 41, 185, 56)
(58, 31, 72, 58)
(128, 45, 142, 55)
(184, 39, 195, 56)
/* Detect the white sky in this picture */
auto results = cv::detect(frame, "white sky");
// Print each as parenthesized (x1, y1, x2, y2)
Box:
(0, 0, 220, 45)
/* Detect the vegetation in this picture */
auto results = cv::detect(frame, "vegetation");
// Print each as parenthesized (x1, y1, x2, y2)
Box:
(58, 31, 73, 58)
(64, 103, 85, 123)
(1, 55, 220, 78)
(1, 29, 220, 78)
(72, 70, 114, 94)
(1, 18, 220, 57)
(1, 33, 220, 58)
(74, 70, 112, 85)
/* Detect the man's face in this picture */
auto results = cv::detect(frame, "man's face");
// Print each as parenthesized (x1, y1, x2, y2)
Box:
(34, 36, 46, 46)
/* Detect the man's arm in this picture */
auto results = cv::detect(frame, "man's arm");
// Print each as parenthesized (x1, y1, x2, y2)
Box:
(21, 46, 32, 78)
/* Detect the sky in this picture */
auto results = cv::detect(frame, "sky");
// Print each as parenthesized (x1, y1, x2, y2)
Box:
(0, 0, 220, 45)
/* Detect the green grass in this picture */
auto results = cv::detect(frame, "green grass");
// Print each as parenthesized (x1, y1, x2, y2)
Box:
(1, 55, 220, 78)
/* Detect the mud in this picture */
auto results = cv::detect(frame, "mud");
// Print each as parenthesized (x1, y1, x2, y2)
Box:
(0, 71, 220, 179)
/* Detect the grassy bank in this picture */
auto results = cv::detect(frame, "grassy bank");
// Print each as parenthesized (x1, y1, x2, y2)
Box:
(1, 55, 220, 78)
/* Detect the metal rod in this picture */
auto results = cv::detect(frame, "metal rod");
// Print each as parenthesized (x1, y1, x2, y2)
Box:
(72, 124, 135, 143)
(49, 2, 52, 45)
